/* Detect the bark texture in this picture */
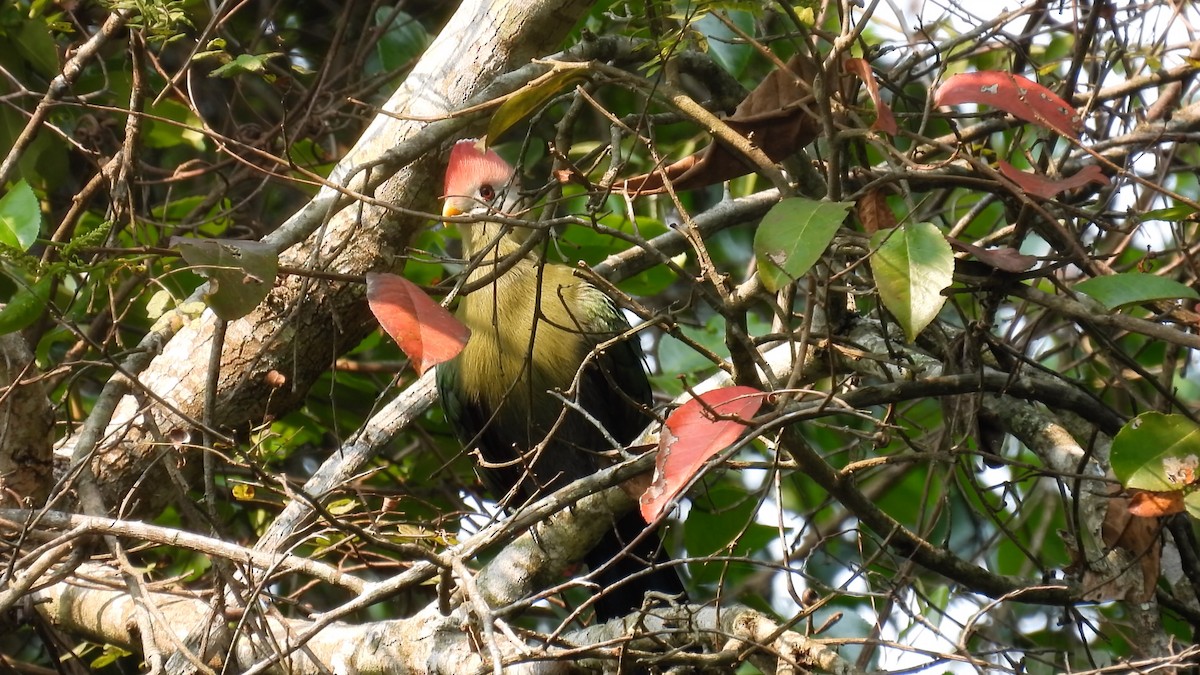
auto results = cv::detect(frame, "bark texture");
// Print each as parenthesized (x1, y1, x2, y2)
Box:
(0, 333, 52, 507)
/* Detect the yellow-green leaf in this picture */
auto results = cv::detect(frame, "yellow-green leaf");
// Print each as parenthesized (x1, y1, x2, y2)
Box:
(486, 68, 589, 145)
(869, 221, 953, 341)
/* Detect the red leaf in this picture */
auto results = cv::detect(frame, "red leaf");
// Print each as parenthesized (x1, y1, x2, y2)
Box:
(934, 71, 1082, 137)
(366, 272, 470, 375)
(844, 58, 897, 135)
(1127, 489, 1185, 518)
(639, 386, 766, 522)
(996, 160, 1109, 199)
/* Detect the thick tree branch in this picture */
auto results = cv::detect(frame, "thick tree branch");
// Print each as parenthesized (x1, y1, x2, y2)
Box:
(0, 333, 52, 508)
(28, 560, 854, 675)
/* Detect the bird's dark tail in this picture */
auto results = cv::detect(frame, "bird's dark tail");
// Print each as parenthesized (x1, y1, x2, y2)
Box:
(585, 511, 687, 622)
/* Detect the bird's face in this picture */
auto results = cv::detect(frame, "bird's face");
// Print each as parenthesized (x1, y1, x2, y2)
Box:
(442, 139, 520, 219)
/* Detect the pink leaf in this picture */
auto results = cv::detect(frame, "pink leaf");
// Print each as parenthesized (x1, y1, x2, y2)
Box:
(934, 71, 1082, 138)
(639, 386, 766, 522)
(845, 58, 897, 135)
(366, 272, 470, 375)
(997, 160, 1109, 199)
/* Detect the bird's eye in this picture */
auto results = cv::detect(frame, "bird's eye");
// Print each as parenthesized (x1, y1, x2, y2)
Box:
(478, 184, 497, 203)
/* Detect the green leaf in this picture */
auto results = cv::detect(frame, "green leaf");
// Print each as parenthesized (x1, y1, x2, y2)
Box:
(753, 198, 851, 292)
(684, 483, 777, 585)
(0, 105, 68, 185)
(618, 264, 674, 296)
(1112, 412, 1200, 492)
(655, 312, 772, 393)
(558, 214, 673, 295)
(1142, 204, 1198, 221)
(486, 68, 589, 145)
(366, 8, 430, 76)
(869, 221, 954, 341)
(695, 11, 754, 77)
(0, 180, 42, 251)
(657, 319, 726, 377)
(209, 52, 283, 79)
(173, 238, 279, 320)
(15, 15, 59, 79)
(145, 99, 206, 150)
(0, 276, 50, 335)
(90, 644, 133, 670)
(1074, 272, 1199, 311)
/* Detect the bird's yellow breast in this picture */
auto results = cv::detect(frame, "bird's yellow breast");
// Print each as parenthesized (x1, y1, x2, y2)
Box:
(457, 256, 600, 411)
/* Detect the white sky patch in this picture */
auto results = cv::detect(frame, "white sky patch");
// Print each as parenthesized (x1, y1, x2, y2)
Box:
(456, 490, 505, 538)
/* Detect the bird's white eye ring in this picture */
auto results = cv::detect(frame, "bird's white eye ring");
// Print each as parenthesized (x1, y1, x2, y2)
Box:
(479, 184, 497, 203)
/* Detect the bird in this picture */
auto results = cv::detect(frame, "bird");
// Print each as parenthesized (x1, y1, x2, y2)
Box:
(436, 139, 686, 621)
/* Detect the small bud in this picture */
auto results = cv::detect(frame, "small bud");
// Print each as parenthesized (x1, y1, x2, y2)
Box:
(265, 370, 287, 389)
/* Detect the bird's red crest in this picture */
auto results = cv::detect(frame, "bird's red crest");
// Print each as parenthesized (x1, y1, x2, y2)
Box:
(444, 139, 514, 198)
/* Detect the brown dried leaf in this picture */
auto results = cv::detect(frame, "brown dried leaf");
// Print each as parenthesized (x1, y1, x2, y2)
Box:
(856, 188, 897, 234)
(1101, 493, 1163, 602)
(618, 54, 820, 195)
(948, 239, 1038, 273)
